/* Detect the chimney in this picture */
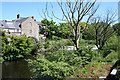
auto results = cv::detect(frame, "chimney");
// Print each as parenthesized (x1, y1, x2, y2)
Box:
(17, 14, 20, 19)
(32, 16, 34, 19)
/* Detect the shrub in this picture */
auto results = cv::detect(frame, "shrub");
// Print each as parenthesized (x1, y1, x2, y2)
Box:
(79, 39, 95, 46)
(77, 46, 99, 61)
(27, 54, 74, 79)
(30, 42, 42, 54)
(102, 35, 119, 58)
(51, 36, 61, 40)
(104, 50, 118, 62)
(1, 31, 35, 61)
(27, 46, 92, 79)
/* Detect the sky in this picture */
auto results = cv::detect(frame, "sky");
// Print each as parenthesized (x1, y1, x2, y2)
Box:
(0, 1, 119, 23)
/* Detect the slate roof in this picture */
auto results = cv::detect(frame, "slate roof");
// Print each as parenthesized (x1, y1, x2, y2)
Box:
(15, 17, 28, 23)
(0, 17, 39, 29)
(0, 20, 20, 29)
(0, 17, 29, 29)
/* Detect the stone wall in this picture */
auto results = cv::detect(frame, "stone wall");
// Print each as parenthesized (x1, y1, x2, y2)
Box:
(21, 17, 39, 41)
(5, 32, 21, 36)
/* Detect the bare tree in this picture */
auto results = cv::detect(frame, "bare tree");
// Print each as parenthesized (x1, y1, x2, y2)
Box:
(90, 11, 117, 50)
(42, 0, 98, 50)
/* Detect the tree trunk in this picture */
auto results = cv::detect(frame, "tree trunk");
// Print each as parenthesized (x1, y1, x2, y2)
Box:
(75, 38, 80, 50)
(98, 45, 103, 50)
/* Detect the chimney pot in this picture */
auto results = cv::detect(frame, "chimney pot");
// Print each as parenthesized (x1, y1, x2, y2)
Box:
(17, 14, 20, 19)
(32, 16, 34, 19)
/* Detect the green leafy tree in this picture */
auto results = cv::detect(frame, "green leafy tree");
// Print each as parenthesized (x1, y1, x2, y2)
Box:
(57, 23, 71, 39)
(40, 19, 58, 39)
(82, 24, 95, 40)
(113, 23, 120, 36)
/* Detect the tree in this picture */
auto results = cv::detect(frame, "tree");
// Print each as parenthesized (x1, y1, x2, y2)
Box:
(82, 23, 95, 40)
(42, 0, 98, 50)
(90, 12, 116, 50)
(113, 23, 120, 36)
(57, 23, 71, 39)
(112, 23, 120, 59)
(40, 19, 57, 39)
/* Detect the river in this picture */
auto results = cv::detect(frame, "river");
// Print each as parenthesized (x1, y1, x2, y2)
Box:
(2, 55, 34, 78)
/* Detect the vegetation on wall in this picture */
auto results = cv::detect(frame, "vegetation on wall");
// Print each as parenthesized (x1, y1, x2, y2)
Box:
(1, 30, 39, 62)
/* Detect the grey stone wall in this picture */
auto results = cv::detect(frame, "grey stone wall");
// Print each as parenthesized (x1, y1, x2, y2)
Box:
(21, 17, 39, 41)
(6, 32, 21, 36)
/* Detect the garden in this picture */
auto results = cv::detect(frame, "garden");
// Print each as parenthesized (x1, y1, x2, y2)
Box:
(1, 1, 120, 79)
(1, 17, 120, 79)
(27, 19, 119, 79)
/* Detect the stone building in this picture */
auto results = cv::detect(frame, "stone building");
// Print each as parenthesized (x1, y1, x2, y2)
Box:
(0, 14, 39, 41)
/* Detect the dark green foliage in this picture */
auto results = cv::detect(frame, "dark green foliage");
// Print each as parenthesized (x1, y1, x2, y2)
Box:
(51, 35, 61, 40)
(45, 49, 89, 66)
(27, 40, 95, 79)
(40, 19, 74, 40)
(27, 53, 75, 79)
(79, 39, 95, 45)
(30, 42, 42, 54)
(57, 23, 71, 39)
(78, 46, 99, 62)
(102, 35, 118, 58)
(40, 19, 59, 39)
(113, 23, 120, 36)
(1, 31, 36, 61)
(82, 24, 95, 40)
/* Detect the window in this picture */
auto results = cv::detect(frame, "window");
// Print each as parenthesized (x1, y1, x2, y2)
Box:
(1, 24, 3, 26)
(19, 24, 21, 28)
(30, 22, 32, 26)
(30, 30, 32, 33)
(17, 29, 19, 32)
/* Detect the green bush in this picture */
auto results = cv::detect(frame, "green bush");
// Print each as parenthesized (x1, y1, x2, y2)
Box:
(65, 39, 73, 46)
(79, 39, 95, 45)
(30, 42, 42, 54)
(27, 46, 92, 79)
(77, 46, 100, 61)
(27, 54, 74, 79)
(104, 50, 118, 62)
(51, 35, 61, 40)
(106, 35, 118, 51)
(1, 31, 36, 61)
(102, 35, 119, 58)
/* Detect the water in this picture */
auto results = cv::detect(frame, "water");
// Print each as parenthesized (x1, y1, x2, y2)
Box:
(2, 55, 34, 78)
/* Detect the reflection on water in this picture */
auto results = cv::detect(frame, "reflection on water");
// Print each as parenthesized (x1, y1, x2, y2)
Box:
(2, 55, 34, 78)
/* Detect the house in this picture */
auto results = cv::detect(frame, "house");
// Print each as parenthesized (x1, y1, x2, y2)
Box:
(0, 14, 39, 41)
